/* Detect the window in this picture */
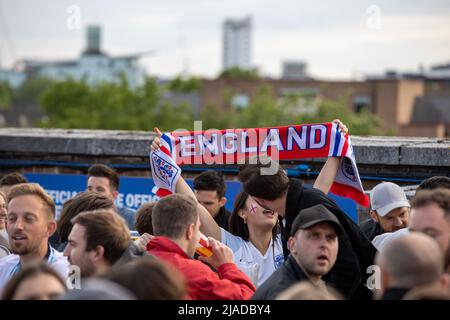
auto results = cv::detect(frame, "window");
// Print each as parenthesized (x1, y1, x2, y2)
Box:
(353, 96, 371, 113)
(277, 87, 320, 115)
(232, 94, 249, 109)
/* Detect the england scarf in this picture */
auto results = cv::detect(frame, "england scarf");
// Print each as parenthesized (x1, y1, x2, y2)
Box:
(150, 133, 181, 197)
(150, 122, 369, 207)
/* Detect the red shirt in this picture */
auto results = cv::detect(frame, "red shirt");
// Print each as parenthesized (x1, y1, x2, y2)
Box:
(147, 236, 256, 300)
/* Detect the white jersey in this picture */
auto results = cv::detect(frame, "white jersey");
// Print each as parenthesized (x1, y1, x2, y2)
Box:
(372, 228, 410, 251)
(220, 228, 284, 287)
(0, 246, 69, 293)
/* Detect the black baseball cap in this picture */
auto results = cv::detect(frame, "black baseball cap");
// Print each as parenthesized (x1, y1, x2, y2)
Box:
(290, 204, 344, 236)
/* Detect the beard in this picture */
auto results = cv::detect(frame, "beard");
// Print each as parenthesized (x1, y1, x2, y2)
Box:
(70, 258, 97, 278)
(10, 239, 41, 255)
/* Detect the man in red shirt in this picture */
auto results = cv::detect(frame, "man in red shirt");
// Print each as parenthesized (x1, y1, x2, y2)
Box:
(147, 194, 255, 300)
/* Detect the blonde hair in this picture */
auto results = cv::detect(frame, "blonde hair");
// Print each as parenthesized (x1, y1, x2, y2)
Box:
(7, 183, 55, 220)
(0, 190, 6, 202)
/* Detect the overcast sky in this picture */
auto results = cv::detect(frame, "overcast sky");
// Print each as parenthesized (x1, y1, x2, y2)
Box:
(0, 0, 449, 79)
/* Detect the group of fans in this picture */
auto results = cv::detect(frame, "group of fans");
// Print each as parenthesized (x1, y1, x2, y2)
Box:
(0, 121, 449, 300)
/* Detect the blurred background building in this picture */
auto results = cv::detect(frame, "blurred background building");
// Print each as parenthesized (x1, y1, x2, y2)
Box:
(222, 16, 252, 70)
(0, 25, 148, 89)
(0, 7, 448, 138)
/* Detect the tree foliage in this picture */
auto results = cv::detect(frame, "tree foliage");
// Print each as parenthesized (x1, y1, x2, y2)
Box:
(167, 76, 201, 93)
(219, 67, 260, 80)
(39, 77, 194, 131)
(200, 84, 387, 136)
(0, 81, 12, 110)
(3, 73, 386, 135)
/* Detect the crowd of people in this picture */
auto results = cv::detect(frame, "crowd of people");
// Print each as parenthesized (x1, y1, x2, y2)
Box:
(0, 121, 449, 301)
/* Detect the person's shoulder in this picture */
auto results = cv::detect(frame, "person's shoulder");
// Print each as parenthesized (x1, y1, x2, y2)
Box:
(372, 228, 409, 251)
(177, 255, 217, 276)
(52, 248, 68, 262)
(118, 207, 136, 215)
(359, 218, 374, 227)
(302, 187, 333, 201)
(51, 249, 69, 268)
(0, 253, 18, 264)
(0, 254, 19, 272)
(221, 228, 243, 247)
(252, 266, 287, 300)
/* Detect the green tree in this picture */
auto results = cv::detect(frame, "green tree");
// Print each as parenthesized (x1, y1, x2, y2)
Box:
(199, 103, 237, 130)
(167, 76, 201, 93)
(235, 84, 282, 128)
(219, 67, 260, 80)
(206, 85, 388, 135)
(13, 77, 55, 103)
(0, 81, 12, 110)
(39, 77, 194, 131)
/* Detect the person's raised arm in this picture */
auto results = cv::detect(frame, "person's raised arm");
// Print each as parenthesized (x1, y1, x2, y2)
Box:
(313, 119, 348, 194)
(151, 128, 222, 240)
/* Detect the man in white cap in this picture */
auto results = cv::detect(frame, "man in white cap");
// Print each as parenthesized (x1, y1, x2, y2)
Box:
(359, 182, 410, 241)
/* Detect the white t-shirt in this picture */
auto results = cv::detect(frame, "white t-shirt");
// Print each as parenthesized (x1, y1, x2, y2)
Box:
(0, 246, 69, 292)
(0, 229, 8, 244)
(372, 228, 410, 251)
(220, 228, 284, 287)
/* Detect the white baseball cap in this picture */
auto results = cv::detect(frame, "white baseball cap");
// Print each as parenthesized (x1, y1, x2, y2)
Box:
(370, 182, 410, 217)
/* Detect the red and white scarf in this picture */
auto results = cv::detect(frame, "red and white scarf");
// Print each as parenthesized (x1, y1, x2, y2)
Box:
(150, 122, 369, 207)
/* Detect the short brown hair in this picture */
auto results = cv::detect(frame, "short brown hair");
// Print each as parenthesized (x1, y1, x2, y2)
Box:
(87, 164, 119, 191)
(411, 188, 450, 216)
(0, 190, 6, 203)
(152, 194, 198, 239)
(102, 256, 186, 300)
(193, 171, 226, 198)
(7, 183, 55, 219)
(71, 210, 131, 265)
(0, 173, 28, 187)
(239, 157, 290, 200)
(58, 191, 115, 242)
(417, 176, 450, 192)
(135, 202, 156, 236)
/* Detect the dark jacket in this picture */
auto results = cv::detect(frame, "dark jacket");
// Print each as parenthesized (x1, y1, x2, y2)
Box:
(117, 207, 136, 230)
(214, 207, 231, 231)
(114, 242, 150, 267)
(281, 178, 377, 300)
(359, 218, 383, 241)
(252, 255, 310, 300)
(381, 288, 410, 300)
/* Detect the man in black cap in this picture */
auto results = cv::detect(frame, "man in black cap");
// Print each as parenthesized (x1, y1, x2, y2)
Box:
(252, 204, 343, 300)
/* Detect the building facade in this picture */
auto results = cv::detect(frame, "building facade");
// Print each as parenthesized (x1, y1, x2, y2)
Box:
(223, 16, 252, 70)
(199, 76, 450, 138)
(0, 25, 147, 89)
